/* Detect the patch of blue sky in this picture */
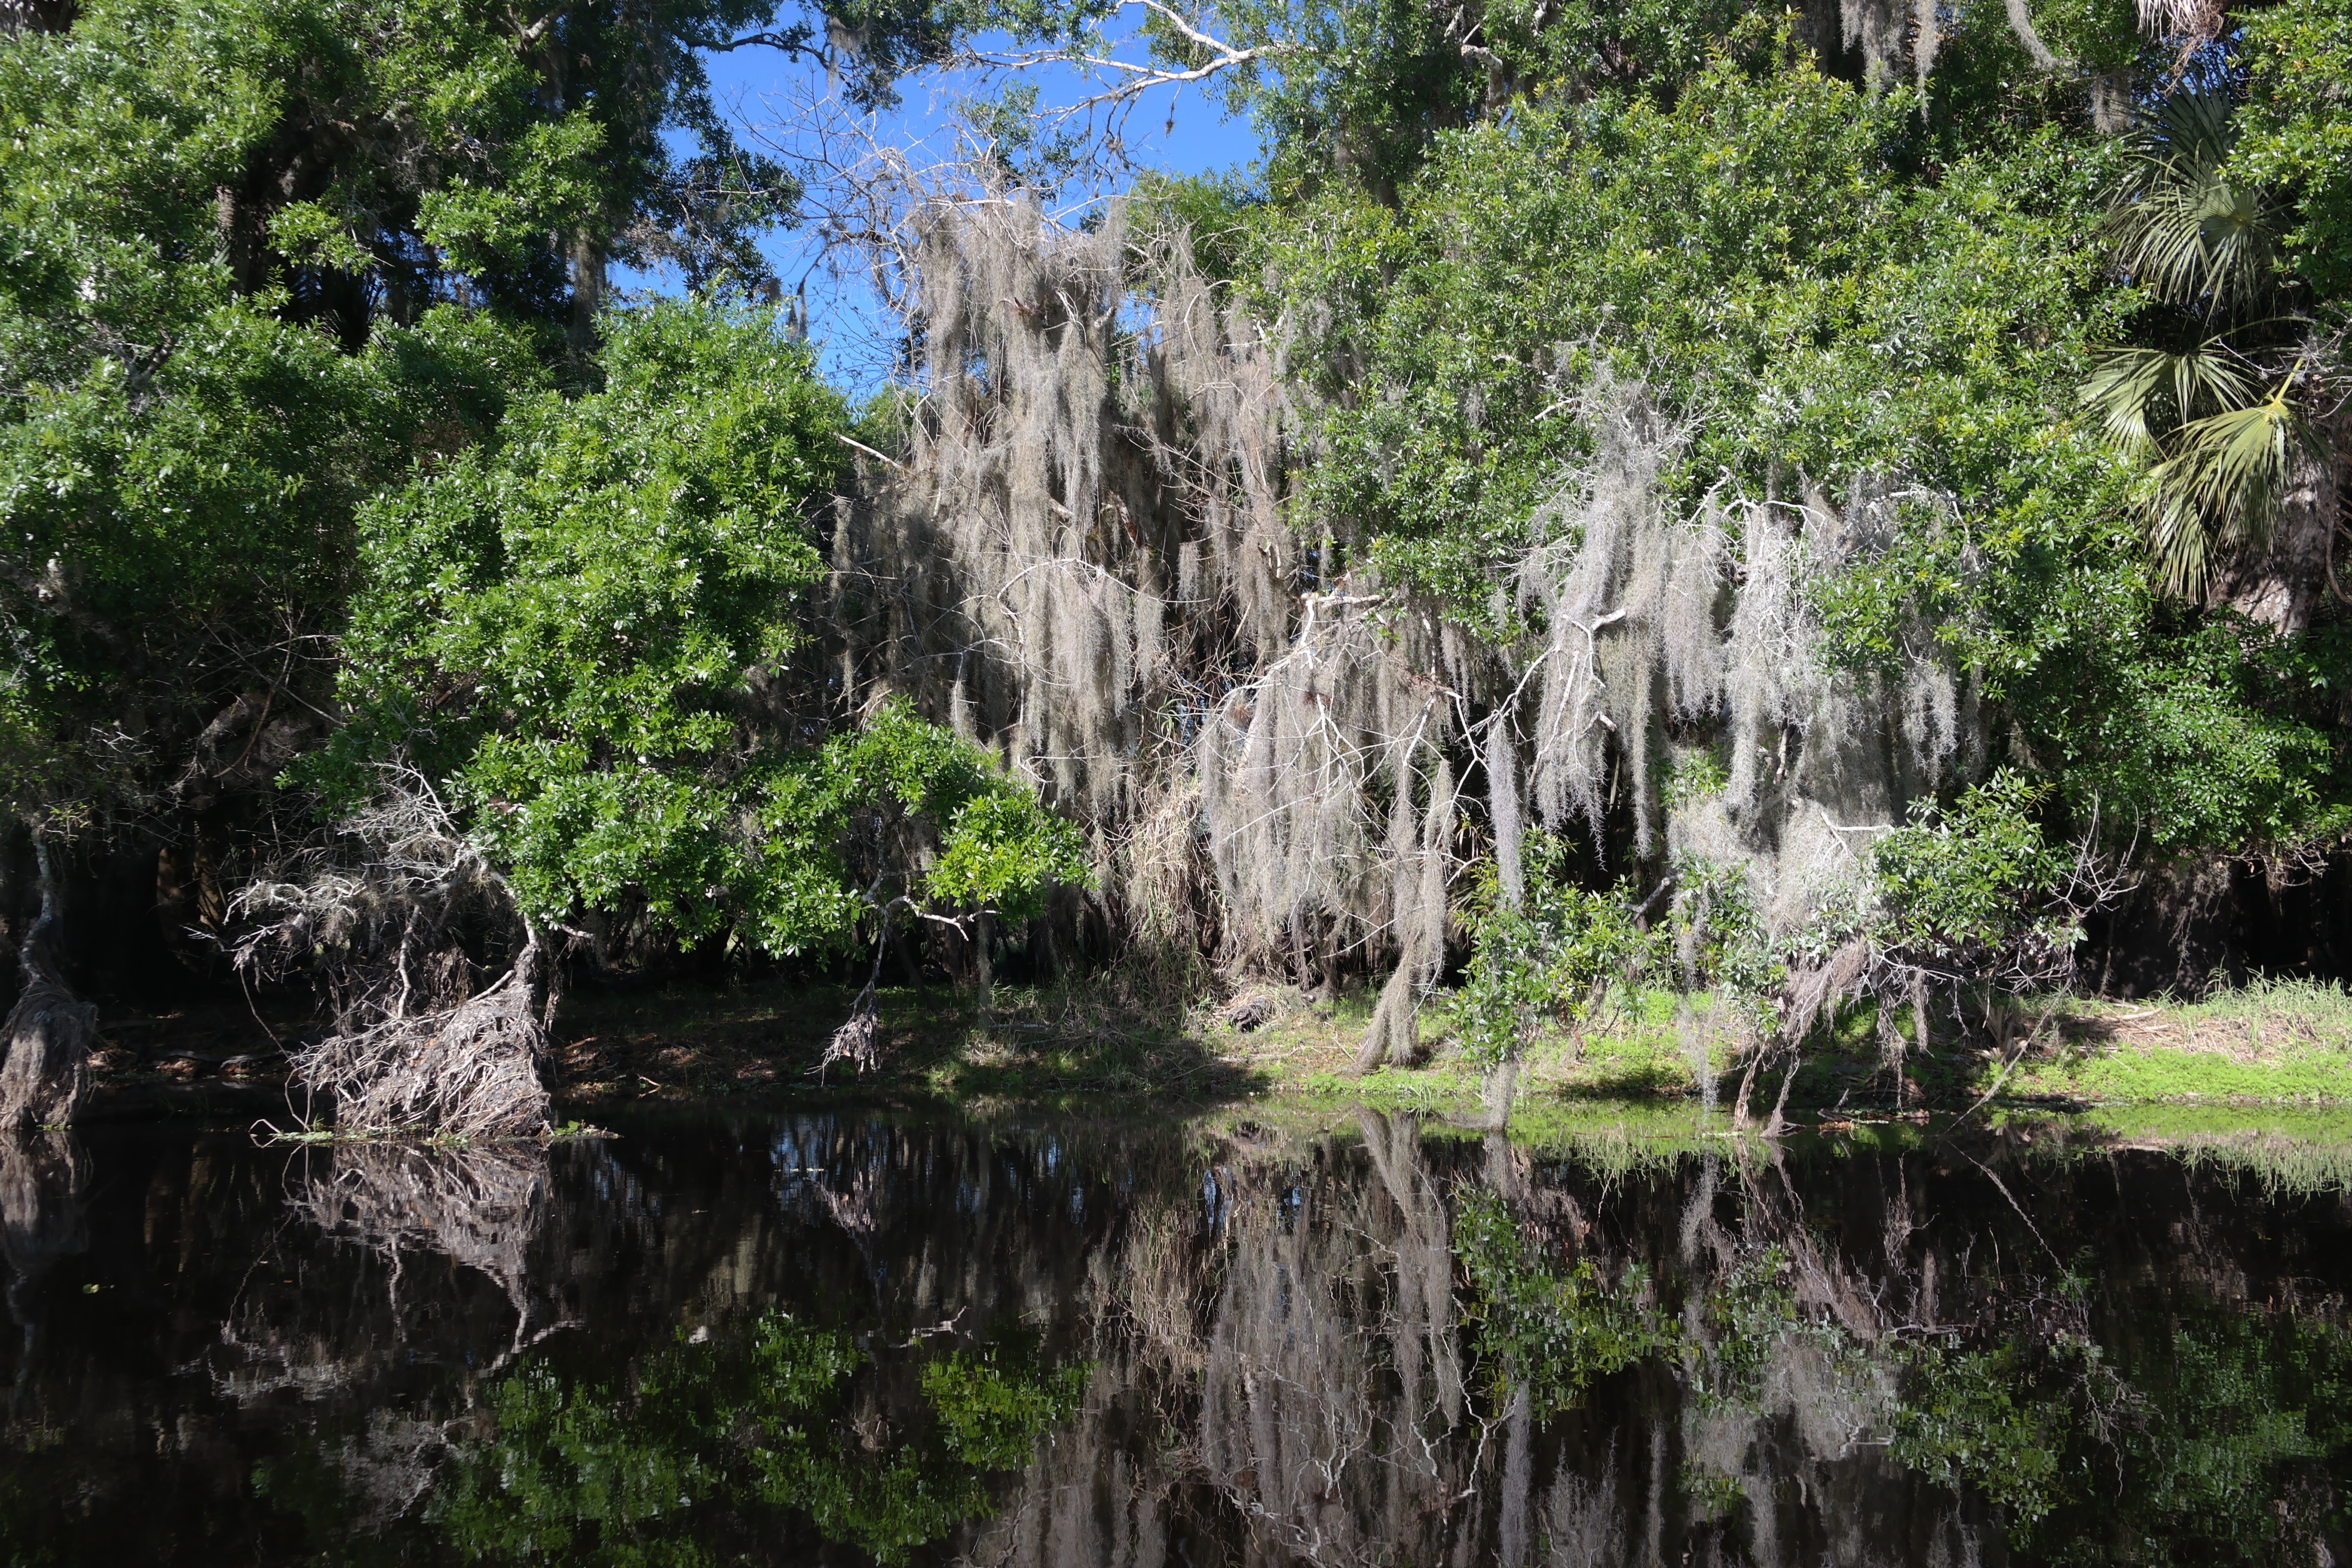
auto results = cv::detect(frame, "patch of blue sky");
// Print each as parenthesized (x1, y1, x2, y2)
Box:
(612, 20, 1265, 392)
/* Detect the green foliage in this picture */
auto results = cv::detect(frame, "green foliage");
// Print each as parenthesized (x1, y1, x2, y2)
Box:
(742, 701, 1090, 955)
(0, 0, 1108, 866)
(1263, 49, 2126, 614)
(2234, 0, 2352, 300)
(0, 0, 819, 336)
(1453, 1188, 1678, 1417)
(919, 1351, 1091, 1469)
(926, 787, 1093, 925)
(434, 1311, 1093, 1566)
(0, 0, 553, 809)
(1455, 837, 1648, 1069)
(2108, 92, 2277, 318)
(1173, 0, 1477, 199)
(1164, 0, 2128, 201)
(1664, 851, 1783, 1007)
(1690, 1248, 1804, 1408)
(437, 1362, 722, 1567)
(1125, 170, 1265, 284)
(2080, 86, 2342, 600)
(2036, 1307, 2352, 1563)
(1223, 11, 2348, 867)
(1890, 1338, 2073, 1522)
(333, 297, 1085, 953)
(1871, 769, 2075, 967)
(956, 79, 1087, 191)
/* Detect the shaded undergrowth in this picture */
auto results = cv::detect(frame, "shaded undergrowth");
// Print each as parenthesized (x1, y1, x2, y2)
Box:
(546, 974, 1272, 1111)
(541, 970, 2352, 1118)
(81, 974, 2352, 1135)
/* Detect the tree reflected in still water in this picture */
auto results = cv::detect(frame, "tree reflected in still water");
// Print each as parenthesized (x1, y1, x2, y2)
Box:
(0, 1109, 2346, 1565)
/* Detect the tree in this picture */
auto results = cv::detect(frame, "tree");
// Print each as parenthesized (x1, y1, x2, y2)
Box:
(1452, 839, 1647, 1115)
(0, 0, 1096, 1118)
(0, 0, 573, 1109)
(2081, 86, 2346, 610)
(271, 297, 1083, 1129)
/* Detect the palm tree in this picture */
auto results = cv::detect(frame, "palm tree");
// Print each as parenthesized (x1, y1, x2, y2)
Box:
(2106, 91, 2274, 315)
(2080, 90, 2341, 603)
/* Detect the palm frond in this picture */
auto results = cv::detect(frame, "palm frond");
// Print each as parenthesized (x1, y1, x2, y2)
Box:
(2142, 486, 2216, 599)
(2107, 92, 2275, 316)
(2080, 342, 2258, 459)
(2139, 383, 2308, 596)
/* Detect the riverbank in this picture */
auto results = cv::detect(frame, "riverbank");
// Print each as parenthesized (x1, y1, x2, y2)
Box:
(542, 972, 2352, 1113)
(72, 973, 2352, 1124)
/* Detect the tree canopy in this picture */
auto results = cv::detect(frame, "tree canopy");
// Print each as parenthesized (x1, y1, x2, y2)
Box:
(3, 0, 2350, 1121)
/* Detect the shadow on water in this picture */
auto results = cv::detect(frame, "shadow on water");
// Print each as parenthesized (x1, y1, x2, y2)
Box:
(0, 1106, 2348, 1565)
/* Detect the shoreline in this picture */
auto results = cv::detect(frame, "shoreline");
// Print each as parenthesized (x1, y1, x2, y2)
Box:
(69, 975, 2352, 1132)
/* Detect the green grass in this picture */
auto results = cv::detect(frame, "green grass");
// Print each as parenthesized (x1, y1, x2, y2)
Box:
(1998, 977, 2352, 1106)
(2107, 974, 2352, 1031)
(527, 968, 2352, 1195)
(2002, 1040, 2352, 1104)
(545, 971, 2352, 1139)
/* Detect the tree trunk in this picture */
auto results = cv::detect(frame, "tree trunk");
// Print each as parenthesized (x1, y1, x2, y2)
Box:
(567, 230, 605, 364)
(0, 820, 29, 1014)
(0, 838, 93, 1130)
(2211, 436, 2339, 632)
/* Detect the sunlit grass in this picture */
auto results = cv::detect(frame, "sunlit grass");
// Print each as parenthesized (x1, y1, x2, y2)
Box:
(549, 969, 2352, 1129)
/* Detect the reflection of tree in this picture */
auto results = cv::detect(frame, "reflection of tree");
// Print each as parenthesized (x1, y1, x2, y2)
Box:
(291, 1142, 559, 1364)
(2, 1109, 2348, 1567)
(969, 1112, 1485, 1566)
(971, 1119, 2352, 1568)
(431, 1314, 1087, 1566)
(0, 1130, 85, 1394)
(208, 1141, 564, 1417)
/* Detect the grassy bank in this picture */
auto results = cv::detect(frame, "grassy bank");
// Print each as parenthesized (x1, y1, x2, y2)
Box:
(80, 972, 2352, 1127)
(535, 972, 2352, 1116)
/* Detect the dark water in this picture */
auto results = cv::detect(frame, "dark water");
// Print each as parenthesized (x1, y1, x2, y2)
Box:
(1, 1106, 2349, 1566)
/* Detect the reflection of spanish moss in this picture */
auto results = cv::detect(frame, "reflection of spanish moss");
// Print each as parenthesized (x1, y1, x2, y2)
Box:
(0, 1108, 2338, 1565)
(977, 1118, 2166, 1567)
(1021, 1118, 2241, 1567)
(973, 1113, 1484, 1566)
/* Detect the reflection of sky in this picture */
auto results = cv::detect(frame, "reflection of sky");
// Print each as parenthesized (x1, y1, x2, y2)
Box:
(614, 25, 1265, 390)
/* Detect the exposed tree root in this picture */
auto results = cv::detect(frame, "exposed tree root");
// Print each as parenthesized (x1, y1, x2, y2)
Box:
(233, 774, 554, 1139)
(287, 934, 553, 1139)
(814, 969, 885, 1083)
(0, 980, 91, 1132)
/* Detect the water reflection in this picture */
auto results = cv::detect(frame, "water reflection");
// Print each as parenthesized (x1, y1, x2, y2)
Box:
(0, 1130, 85, 1387)
(0, 1109, 2344, 1565)
(291, 1143, 560, 1364)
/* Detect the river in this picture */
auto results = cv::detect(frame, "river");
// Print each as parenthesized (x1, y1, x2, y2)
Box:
(0, 1105, 2346, 1564)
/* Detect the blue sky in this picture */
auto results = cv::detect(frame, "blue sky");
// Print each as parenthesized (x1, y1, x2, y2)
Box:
(615, 24, 1266, 389)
